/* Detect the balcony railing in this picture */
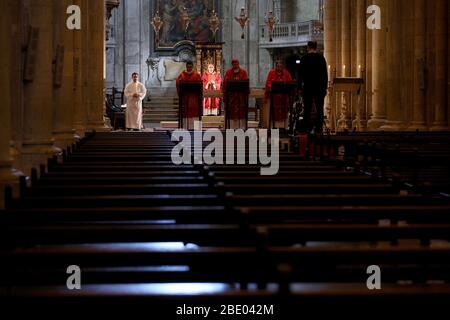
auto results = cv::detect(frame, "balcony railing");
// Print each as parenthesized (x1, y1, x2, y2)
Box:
(259, 20, 323, 48)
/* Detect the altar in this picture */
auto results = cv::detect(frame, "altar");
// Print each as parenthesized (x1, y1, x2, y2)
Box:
(114, 0, 264, 129)
(160, 88, 264, 129)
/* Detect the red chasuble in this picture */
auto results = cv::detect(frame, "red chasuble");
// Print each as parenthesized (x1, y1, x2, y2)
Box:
(222, 68, 250, 120)
(202, 71, 222, 110)
(176, 71, 202, 118)
(265, 69, 293, 121)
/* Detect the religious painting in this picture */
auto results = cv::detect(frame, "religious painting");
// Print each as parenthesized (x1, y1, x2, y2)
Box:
(154, 0, 220, 48)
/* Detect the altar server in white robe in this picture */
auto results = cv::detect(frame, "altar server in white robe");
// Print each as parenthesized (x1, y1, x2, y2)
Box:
(124, 72, 147, 130)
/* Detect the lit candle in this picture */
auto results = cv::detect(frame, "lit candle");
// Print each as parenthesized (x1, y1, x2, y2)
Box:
(342, 65, 346, 77)
(358, 64, 361, 77)
(328, 65, 331, 79)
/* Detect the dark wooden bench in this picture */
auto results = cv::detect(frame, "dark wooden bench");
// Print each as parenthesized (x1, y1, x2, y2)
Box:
(3, 130, 450, 313)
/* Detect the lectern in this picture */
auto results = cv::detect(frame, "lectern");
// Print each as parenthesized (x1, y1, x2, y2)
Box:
(203, 89, 223, 115)
(332, 77, 364, 131)
(224, 80, 250, 129)
(178, 81, 203, 129)
(332, 77, 363, 92)
(269, 81, 297, 131)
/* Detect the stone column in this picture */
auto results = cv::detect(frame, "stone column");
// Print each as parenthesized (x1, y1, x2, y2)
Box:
(337, 0, 351, 131)
(72, 0, 85, 138)
(425, 0, 435, 128)
(105, 0, 120, 91)
(79, 0, 91, 137)
(85, 0, 108, 131)
(52, 0, 76, 148)
(381, 0, 403, 130)
(248, 0, 259, 88)
(367, 0, 387, 130)
(21, 0, 61, 176)
(0, 0, 22, 208)
(106, 0, 120, 41)
(324, 0, 337, 131)
(430, 0, 448, 130)
(355, 0, 367, 130)
(408, 0, 427, 130)
(8, 0, 25, 171)
(448, 0, 450, 126)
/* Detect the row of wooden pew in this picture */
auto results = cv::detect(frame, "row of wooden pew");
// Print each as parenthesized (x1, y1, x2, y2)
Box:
(319, 131, 450, 195)
(1, 130, 450, 317)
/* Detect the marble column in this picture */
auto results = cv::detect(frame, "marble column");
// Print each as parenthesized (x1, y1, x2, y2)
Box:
(323, 0, 337, 131)
(430, 0, 448, 130)
(408, 0, 427, 130)
(21, 0, 61, 176)
(52, 0, 76, 148)
(367, 0, 387, 130)
(381, 0, 403, 130)
(0, 0, 22, 208)
(85, 0, 108, 131)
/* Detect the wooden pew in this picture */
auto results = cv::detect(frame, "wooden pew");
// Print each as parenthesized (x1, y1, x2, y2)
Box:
(4, 243, 450, 285)
(4, 284, 450, 317)
(3, 130, 450, 314)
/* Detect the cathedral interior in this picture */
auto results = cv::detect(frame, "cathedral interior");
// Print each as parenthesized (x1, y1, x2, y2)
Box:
(1, 0, 450, 317)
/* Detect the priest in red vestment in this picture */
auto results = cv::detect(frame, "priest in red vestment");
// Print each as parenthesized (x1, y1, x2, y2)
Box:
(222, 59, 250, 128)
(264, 60, 293, 129)
(176, 61, 202, 129)
(202, 63, 222, 116)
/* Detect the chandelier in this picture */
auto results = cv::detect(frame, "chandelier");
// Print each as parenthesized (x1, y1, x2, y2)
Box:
(209, 10, 220, 41)
(234, 7, 249, 39)
(265, 11, 277, 42)
(265, 0, 278, 42)
(151, 10, 162, 44)
(180, 6, 191, 40)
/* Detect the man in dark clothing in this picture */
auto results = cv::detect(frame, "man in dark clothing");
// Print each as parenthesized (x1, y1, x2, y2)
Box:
(298, 41, 328, 133)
